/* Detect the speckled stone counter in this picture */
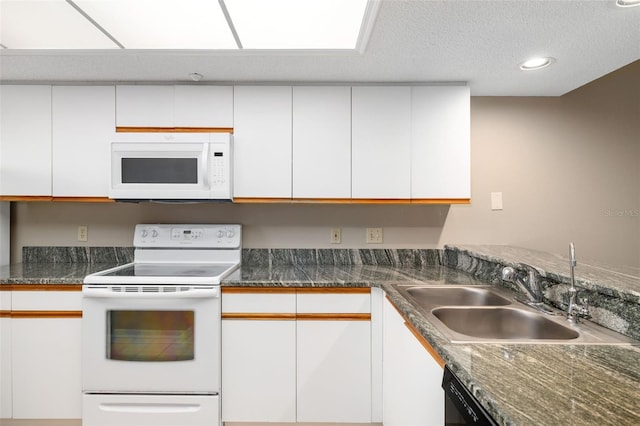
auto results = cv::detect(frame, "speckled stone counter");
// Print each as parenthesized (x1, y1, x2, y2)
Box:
(1, 246, 639, 426)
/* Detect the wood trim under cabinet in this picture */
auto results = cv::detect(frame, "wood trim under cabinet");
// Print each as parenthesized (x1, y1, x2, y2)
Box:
(11, 310, 82, 319)
(116, 127, 233, 133)
(297, 313, 371, 321)
(0, 311, 10, 318)
(222, 287, 297, 294)
(233, 197, 470, 204)
(222, 313, 296, 320)
(0, 196, 114, 203)
(8, 284, 82, 291)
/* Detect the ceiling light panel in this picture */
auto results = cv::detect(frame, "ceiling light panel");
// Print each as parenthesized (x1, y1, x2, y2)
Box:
(224, 0, 369, 49)
(0, 0, 119, 49)
(74, 0, 238, 49)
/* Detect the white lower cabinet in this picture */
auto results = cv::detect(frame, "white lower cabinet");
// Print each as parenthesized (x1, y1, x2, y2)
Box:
(222, 319, 297, 422)
(9, 290, 82, 420)
(0, 291, 11, 419)
(11, 318, 82, 419)
(221, 289, 373, 424)
(383, 296, 444, 426)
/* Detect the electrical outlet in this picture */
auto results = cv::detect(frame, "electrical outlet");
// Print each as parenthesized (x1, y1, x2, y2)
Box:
(330, 228, 341, 244)
(366, 227, 383, 244)
(77, 226, 88, 242)
(491, 192, 503, 210)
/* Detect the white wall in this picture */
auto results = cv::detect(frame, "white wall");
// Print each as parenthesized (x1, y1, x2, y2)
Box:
(8, 62, 640, 268)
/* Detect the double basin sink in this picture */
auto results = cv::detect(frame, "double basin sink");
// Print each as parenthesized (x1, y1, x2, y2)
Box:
(393, 284, 636, 345)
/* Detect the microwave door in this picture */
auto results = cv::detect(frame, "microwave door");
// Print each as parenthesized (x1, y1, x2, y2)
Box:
(110, 143, 209, 199)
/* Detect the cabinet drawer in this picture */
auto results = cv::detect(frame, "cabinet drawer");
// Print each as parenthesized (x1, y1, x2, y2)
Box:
(12, 291, 82, 311)
(297, 291, 370, 314)
(222, 291, 296, 314)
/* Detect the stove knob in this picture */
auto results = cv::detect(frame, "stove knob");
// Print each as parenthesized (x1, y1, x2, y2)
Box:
(226, 230, 234, 238)
(151, 230, 158, 238)
(141, 229, 148, 238)
(217, 230, 224, 238)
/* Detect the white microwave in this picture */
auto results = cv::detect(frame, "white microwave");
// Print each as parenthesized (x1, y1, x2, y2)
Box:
(109, 133, 232, 201)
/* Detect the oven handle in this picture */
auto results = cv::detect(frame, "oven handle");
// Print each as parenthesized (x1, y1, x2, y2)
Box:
(99, 402, 202, 414)
(83, 287, 220, 299)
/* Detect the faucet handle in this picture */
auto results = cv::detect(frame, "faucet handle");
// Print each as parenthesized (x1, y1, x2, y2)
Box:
(569, 242, 577, 266)
(578, 297, 591, 318)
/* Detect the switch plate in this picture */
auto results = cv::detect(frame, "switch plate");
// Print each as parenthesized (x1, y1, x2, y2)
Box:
(366, 227, 383, 244)
(77, 225, 88, 242)
(330, 228, 341, 244)
(491, 192, 503, 210)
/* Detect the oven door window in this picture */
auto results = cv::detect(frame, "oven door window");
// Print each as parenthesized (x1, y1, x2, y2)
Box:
(107, 310, 195, 361)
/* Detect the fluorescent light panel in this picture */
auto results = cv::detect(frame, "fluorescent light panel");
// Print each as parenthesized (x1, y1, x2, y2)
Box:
(74, 0, 237, 49)
(0, 0, 371, 50)
(224, 0, 369, 49)
(0, 0, 119, 49)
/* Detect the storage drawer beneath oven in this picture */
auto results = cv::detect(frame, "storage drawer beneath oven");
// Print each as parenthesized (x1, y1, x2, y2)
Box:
(83, 394, 220, 426)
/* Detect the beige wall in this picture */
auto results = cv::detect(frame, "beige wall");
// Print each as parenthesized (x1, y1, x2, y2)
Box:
(10, 62, 640, 267)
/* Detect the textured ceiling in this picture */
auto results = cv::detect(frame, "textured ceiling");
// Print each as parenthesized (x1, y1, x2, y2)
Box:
(1, 0, 639, 95)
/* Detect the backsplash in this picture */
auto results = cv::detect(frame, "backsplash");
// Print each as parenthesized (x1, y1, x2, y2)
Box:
(22, 247, 442, 268)
(23, 246, 134, 265)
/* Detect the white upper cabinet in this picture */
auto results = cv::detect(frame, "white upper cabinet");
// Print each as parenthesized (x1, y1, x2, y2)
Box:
(411, 86, 470, 199)
(52, 86, 115, 197)
(174, 86, 233, 128)
(0, 85, 52, 196)
(352, 86, 412, 199)
(233, 86, 292, 199)
(292, 86, 351, 199)
(115, 85, 233, 128)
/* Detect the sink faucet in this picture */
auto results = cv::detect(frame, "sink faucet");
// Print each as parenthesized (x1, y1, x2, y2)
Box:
(501, 263, 544, 304)
(566, 242, 590, 323)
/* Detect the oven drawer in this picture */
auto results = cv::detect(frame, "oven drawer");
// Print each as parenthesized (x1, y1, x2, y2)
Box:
(83, 394, 220, 426)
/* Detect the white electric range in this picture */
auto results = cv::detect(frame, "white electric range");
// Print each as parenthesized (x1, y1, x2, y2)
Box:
(82, 223, 241, 426)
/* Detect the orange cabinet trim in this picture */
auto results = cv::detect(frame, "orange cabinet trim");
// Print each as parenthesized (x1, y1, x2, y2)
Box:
(222, 287, 297, 294)
(296, 313, 371, 321)
(8, 284, 82, 291)
(116, 127, 233, 133)
(11, 310, 82, 319)
(222, 313, 296, 320)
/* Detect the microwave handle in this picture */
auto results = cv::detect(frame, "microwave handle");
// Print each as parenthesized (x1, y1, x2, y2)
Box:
(201, 143, 209, 187)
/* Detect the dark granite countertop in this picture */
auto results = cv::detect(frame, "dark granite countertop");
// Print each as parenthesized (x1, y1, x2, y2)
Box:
(1, 257, 639, 426)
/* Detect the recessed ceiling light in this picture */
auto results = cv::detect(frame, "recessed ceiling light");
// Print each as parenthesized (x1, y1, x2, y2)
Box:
(519, 57, 555, 71)
(616, 0, 640, 7)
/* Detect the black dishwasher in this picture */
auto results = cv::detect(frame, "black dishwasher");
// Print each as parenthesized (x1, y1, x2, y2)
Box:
(442, 365, 498, 425)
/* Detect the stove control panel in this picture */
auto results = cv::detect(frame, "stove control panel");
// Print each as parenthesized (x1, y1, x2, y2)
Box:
(134, 224, 241, 248)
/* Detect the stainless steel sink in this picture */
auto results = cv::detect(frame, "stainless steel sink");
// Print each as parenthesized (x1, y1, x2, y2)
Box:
(392, 284, 637, 345)
(431, 307, 579, 340)
(405, 286, 511, 308)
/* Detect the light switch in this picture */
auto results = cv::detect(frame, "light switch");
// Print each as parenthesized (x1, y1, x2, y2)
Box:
(491, 192, 503, 210)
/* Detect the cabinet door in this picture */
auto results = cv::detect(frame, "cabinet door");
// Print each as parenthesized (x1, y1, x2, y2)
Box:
(411, 86, 470, 199)
(351, 86, 411, 199)
(296, 291, 372, 423)
(221, 291, 296, 422)
(292, 86, 351, 199)
(297, 320, 372, 423)
(52, 86, 115, 197)
(11, 318, 82, 419)
(174, 85, 233, 128)
(383, 297, 444, 426)
(233, 86, 292, 198)
(0, 85, 52, 196)
(115, 85, 174, 127)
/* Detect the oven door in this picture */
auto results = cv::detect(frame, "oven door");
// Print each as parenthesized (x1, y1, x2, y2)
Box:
(82, 285, 220, 394)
